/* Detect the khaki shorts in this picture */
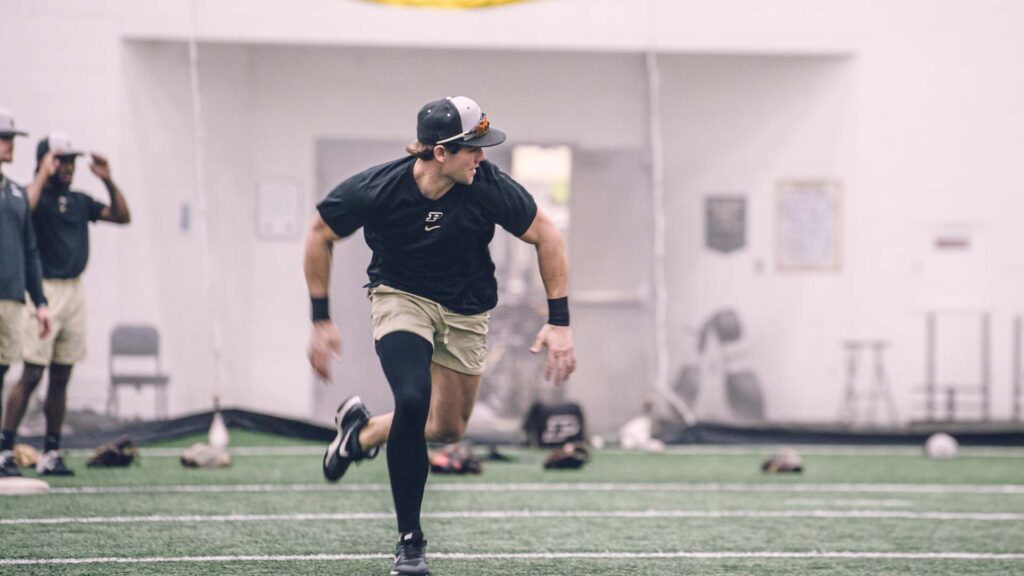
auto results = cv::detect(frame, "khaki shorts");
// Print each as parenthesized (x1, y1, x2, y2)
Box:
(24, 278, 87, 366)
(369, 285, 489, 376)
(0, 300, 26, 365)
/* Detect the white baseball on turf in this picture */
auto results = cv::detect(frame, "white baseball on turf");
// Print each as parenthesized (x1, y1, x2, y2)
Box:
(925, 432, 959, 459)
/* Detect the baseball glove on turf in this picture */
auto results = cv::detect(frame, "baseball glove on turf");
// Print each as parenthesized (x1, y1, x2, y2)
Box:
(543, 442, 591, 470)
(87, 435, 139, 468)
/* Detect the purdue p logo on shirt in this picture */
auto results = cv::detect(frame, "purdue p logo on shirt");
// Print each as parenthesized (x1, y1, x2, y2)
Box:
(424, 211, 443, 231)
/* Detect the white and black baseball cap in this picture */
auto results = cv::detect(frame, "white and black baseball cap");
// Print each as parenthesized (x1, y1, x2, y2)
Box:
(36, 132, 85, 162)
(0, 108, 29, 138)
(417, 96, 506, 148)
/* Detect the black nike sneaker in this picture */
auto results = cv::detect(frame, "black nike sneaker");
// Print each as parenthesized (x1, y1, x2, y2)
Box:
(0, 450, 22, 477)
(392, 530, 430, 576)
(323, 395, 378, 482)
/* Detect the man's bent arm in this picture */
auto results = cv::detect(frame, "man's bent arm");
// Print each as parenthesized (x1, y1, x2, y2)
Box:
(25, 153, 56, 210)
(99, 178, 131, 224)
(519, 208, 576, 385)
(91, 154, 131, 224)
(304, 213, 340, 298)
(519, 208, 569, 300)
(305, 213, 343, 379)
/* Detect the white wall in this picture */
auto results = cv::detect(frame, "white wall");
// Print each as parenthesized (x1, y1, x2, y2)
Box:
(848, 4, 1024, 422)
(2, 0, 1022, 426)
(661, 55, 856, 421)
(122, 42, 257, 417)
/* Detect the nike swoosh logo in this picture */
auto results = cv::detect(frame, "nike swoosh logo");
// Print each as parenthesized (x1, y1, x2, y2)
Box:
(424, 225, 441, 231)
(337, 426, 354, 458)
(326, 429, 345, 464)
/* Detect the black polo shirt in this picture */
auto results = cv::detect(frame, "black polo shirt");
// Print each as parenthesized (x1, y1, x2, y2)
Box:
(0, 177, 46, 306)
(317, 156, 537, 315)
(33, 186, 106, 279)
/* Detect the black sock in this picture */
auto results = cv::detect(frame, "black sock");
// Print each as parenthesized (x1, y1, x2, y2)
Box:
(0, 430, 14, 452)
(44, 434, 60, 452)
(347, 419, 368, 458)
(0, 364, 6, 430)
(376, 331, 434, 535)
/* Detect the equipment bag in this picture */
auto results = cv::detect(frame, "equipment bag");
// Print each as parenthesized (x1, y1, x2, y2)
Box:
(523, 401, 586, 448)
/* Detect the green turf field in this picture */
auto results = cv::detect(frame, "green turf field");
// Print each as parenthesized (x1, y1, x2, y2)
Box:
(1, 430, 1022, 575)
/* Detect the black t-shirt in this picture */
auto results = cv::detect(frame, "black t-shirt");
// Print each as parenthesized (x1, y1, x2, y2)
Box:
(33, 187, 106, 279)
(317, 156, 537, 315)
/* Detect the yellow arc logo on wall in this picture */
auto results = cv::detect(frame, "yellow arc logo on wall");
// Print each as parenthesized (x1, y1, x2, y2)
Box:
(367, 0, 528, 8)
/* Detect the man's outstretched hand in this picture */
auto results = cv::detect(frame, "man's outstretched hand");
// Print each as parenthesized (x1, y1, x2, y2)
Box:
(530, 324, 576, 386)
(308, 321, 341, 381)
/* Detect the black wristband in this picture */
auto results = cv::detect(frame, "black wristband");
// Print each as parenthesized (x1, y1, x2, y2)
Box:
(547, 297, 570, 327)
(311, 297, 330, 322)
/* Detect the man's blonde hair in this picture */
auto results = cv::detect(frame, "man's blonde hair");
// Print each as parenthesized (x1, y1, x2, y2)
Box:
(405, 140, 462, 161)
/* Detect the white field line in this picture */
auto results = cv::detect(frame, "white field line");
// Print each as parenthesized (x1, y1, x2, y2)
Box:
(2, 551, 1024, 566)
(639, 446, 1024, 458)
(784, 498, 914, 508)
(63, 445, 1024, 459)
(66, 446, 325, 458)
(3, 509, 1024, 526)
(49, 481, 1024, 496)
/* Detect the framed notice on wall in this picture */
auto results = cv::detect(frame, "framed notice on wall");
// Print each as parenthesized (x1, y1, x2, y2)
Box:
(705, 195, 747, 254)
(776, 179, 842, 271)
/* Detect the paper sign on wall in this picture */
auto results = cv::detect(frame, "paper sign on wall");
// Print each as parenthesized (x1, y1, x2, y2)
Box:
(776, 179, 842, 271)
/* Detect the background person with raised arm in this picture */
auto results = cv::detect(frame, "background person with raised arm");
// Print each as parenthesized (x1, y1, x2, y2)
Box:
(0, 132, 130, 477)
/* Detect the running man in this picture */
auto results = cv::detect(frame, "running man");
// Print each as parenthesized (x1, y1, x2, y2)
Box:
(305, 96, 576, 575)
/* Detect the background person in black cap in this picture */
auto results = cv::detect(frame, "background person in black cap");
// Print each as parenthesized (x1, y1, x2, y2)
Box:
(0, 132, 131, 477)
(0, 108, 52, 478)
(306, 96, 575, 575)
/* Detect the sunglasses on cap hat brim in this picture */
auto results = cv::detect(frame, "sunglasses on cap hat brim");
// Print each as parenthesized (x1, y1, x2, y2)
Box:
(435, 114, 507, 148)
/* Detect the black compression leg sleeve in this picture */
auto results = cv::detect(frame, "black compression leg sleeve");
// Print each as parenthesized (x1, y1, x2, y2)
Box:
(0, 364, 10, 452)
(376, 331, 434, 534)
(0, 364, 6, 436)
(0, 364, 7, 411)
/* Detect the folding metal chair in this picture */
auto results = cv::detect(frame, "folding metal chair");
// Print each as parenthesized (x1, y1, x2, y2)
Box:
(106, 324, 170, 420)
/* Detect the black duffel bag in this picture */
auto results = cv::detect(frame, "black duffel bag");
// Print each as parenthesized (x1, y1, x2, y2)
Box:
(523, 401, 586, 448)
